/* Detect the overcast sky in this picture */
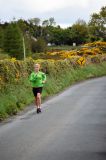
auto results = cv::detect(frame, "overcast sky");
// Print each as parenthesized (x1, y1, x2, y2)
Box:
(0, 0, 105, 28)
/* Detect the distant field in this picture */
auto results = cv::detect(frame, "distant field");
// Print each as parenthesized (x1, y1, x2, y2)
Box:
(47, 45, 81, 51)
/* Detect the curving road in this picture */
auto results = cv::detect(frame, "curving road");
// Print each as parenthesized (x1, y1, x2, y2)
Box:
(0, 77, 106, 160)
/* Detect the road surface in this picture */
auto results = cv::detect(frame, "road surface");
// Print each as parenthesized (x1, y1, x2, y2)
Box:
(0, 77, 106, 160)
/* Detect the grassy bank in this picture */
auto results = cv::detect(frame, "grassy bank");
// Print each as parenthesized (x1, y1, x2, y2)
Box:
(48, 45, 81, 51)
(0, 61, 106, 121)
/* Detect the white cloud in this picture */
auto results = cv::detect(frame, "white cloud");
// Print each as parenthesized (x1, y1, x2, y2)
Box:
(0, 0, 89, 14)
(25, 0, 89, 12)
(0, 0, 105, 25)
(0, 0, 105, 14)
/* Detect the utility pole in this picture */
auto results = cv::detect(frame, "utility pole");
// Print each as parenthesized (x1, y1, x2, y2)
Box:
(23, 36, 26, 60)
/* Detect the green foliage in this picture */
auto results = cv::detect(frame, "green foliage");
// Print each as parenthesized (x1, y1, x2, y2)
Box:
(28, 18, 40, 26)
(4, 23, 23, 59)
(71, 19, 88, 44)
(91, 55, 101, 63)
(0, 56, 106, 121)
(31, 52, 46, 59)
(49, 26, 64, 45)
(0, 5, 105, 60)
(0, 53, 10, 60)
(17, 19, 29, 33)
(48, 45, 81, 51)
(0, 26, 4, 48)
(88, 6, 106, 41)
(31, 37, 47, 53)
(42, 17, 56, 27)
(0, 81, 33, 120)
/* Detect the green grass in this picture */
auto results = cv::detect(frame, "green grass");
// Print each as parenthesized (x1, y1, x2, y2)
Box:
(0, 62, 106, 121)
(47, 45, 81, 51)
(0, 53, 11, 60)
(44, 62, 106, 95)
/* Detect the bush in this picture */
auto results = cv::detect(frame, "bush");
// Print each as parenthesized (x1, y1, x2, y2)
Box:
(0, 53, 10, 60)
(91, 55, 101, 63)
(31, 37, 47, 53)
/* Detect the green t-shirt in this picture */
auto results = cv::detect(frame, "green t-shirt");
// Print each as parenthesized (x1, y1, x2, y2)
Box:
(29, 71, 46, 87)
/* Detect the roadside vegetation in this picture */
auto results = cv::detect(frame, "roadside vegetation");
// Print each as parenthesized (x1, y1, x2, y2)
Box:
(0, 6, 106, 121)
(0, 41, 106, 121)
(0, 6, 105, 59)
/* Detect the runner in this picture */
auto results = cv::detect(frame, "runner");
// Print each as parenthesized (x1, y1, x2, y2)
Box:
(29, 63, 46, 113)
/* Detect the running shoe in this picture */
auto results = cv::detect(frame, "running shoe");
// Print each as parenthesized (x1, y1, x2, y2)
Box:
(39, 108, 41, 113)
(36, 108, 41, 113)
(37, 108, 40, 113)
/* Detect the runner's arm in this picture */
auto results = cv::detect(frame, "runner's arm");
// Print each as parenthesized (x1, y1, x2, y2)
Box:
(42, 73, 46, 83)
(29, 73, 37, 82)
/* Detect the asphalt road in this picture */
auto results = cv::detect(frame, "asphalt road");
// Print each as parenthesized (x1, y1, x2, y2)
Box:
(0, 77, 106, 160)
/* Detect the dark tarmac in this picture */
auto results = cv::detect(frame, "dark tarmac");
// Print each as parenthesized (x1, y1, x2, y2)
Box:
(0, 77, 106, 160)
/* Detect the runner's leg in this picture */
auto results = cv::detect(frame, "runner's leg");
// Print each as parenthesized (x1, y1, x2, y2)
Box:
(35, 97, 39, 108)
(37, 93, 41, 108)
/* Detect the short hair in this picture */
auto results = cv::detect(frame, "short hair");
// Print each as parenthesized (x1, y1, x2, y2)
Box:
(34, 63, 40, 68)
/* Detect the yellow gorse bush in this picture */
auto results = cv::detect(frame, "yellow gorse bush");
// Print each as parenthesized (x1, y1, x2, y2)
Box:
(47, 41, 105, 60)
(10, 57, 17, 62)
(0, 42, 106, 90)
(84, 41, 106, 48)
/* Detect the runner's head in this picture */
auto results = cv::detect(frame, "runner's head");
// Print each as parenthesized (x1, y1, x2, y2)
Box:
(34, 63, 40, 72)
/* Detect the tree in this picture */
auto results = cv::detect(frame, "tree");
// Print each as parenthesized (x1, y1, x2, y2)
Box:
(17, 19, 29, 33)
(28, 18, 40, 26)
(71, 19, 88, 44)
(42, 18, 56, 27)
(4, 23, 23, 59)
(31, 37, 47, 53)
(0, 26, 4, 48)
(49, 17, 56, 26)
(48, 26, 64, 45)
(42, 20, 49, 27)
(88, 6, 106, 41)
(62, 28, 73, 45)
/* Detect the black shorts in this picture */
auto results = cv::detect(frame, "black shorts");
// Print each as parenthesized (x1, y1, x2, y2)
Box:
(32, 87, 43, 97)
